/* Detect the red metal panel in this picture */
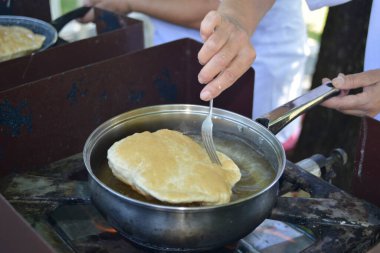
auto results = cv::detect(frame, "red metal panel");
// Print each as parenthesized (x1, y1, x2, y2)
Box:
(0, 38, 254, 177)
(352, 117, 380, 207)
(0, 194, 56, 253)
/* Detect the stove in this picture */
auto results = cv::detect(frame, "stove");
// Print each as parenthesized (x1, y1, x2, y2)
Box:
(1, 2, 379, 252)
(1, 149, 379, 253)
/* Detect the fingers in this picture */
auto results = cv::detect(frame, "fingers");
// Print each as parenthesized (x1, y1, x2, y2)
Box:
(78, 8, 95, 23)
(198, 26, 244, 84)
(199, 11, 222, 42)
(322, 94, 365, 116)
(321, 76, 349, 98)
(78, 0, 130, 23)
(322, 77, 331, 84)
(332, 69, 380, 89)
(77, 0, 100, 23)
(322, 94, 361, 110)
(200, 47, 254, 100)
(338, 109, 367, 117)
(197, 11, 255, 101)
(198, 12, 226, 67)
(198, 41, 255, 101)
(322, 88, 379, 117)
(321, 70, 380, 117)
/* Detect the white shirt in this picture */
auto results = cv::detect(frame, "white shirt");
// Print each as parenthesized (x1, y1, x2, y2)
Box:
(150, 0, 307, 144)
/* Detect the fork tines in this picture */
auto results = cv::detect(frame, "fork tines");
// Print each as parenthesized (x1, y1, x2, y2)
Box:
(201, 100, 222, 166)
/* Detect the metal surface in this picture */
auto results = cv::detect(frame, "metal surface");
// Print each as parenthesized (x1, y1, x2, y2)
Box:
(0, 8, 144, 90)
(256, 83, 340, 134)
(0, 194, 56, 253)
(1, 149, 379, 253)
(2, 3, 377, 251)
(271, 160, 380, 253)
(0, 38, 252, 176)
(83, 81, 343, 251)
(0, 7, 91, 54)
(84, 104, 285, 251)
(0, 15, 57, 51)
(202, 99, 222, 165)
(351, 117, 380, 207)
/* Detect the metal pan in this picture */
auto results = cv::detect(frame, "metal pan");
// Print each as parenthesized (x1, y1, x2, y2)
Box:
(83, 83, 339, 251)
(0, 7, 90, 52)
(0, 15, 57, 51)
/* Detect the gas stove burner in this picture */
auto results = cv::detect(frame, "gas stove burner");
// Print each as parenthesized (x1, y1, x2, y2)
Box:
(48, 204, 233, 253)
(48, 204, 140, 253)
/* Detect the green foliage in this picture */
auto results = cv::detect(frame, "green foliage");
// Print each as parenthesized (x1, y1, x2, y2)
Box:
(60, 0, 78, 14)
(307, 26, 322, 42)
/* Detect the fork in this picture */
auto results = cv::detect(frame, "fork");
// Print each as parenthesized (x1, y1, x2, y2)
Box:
(201, 99, 222, 166)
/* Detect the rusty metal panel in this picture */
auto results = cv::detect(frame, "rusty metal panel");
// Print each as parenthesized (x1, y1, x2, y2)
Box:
(351, 117, 380, 207)
(0, 38, 254, 176)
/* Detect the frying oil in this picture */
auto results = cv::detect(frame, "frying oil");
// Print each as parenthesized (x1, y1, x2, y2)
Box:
(201, 134, 276, 202)
(96, 133, 275, 206)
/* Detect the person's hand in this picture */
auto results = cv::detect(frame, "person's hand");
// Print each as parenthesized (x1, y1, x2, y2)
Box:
(78, 0, 132, 23)
(197, 10, 256, 101)
(322, 69, 380, 118)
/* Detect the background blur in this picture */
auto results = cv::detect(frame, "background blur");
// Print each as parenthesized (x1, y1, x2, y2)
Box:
(50, 0, 329, 92)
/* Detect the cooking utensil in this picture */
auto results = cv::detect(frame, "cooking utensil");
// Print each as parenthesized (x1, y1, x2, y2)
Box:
(201, 99, 222, 165)
(83, 83, 339, 252)
(0, 7, 90, 53)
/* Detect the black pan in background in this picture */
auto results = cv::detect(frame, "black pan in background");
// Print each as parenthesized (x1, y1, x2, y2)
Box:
(0, 6, 91, 52)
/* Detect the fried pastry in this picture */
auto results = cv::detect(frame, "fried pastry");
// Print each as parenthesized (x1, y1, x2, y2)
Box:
(107, 129, 241, 205)
(0, 25, 46, 62)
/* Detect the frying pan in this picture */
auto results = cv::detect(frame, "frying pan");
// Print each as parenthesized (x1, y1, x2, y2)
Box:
(0, 7, 90, 53)
(83, 83, 339, 251)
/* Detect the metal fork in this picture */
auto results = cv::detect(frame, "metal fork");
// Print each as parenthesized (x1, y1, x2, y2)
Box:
(201, 99, 222, 166)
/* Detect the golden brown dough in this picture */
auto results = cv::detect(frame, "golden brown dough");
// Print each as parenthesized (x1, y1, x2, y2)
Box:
(107, 129, 241, 205)
(0, 25, 46, 62)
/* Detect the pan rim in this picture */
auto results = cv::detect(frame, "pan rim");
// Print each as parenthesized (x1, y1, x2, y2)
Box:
(83, 104, 286, 212)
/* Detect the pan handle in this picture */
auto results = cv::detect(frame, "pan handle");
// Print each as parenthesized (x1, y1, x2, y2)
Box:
(256, 82, 340, 135)
(50, 6, 91, 32)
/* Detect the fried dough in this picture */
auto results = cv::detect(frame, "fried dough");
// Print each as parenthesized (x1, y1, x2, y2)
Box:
(107, 129, 241, 205)
(0, 25, 46, 62)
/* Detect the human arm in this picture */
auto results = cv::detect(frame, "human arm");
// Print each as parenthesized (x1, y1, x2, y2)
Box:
(197, 0, 276, 101)
(80, 0, 219, 29)
(322, 69, 380, 118)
